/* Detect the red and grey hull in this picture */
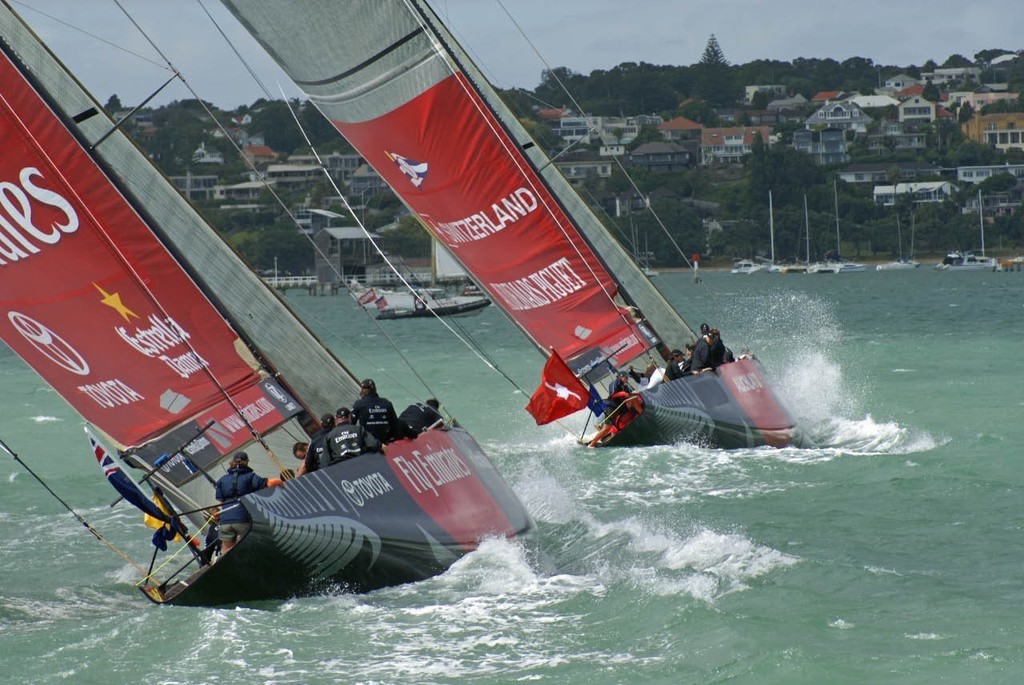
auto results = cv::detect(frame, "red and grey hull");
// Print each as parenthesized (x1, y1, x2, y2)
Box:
(602, 358, 803, 449)
(146, 428, 533, 606)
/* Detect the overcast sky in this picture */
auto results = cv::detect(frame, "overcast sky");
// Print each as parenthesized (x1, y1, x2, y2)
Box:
(13, 0, 1022, 110)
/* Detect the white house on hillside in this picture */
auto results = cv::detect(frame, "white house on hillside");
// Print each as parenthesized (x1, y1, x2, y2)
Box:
(921, 66, 981, 85)
(898, 96, 937, 124)
(805, 101, 872, 133)
(956, 163, 1024, 183)
(873, 181, 957, 206)
(848, 94, 900, 109)
(883, 73, 921, 91)
(192, 142, 224, 164)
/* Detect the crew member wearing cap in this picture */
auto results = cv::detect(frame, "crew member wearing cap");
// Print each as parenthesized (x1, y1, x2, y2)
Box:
(352, 378, 416, 444)
(296, 413, 336, 477)
(664, 348, 687, 381)
(323, 406, 381, 466)
(691, 326, 713, 374)
(213, 451, 280, 555)
(707, 328, 734, 368)
(608, 370, 634, 398)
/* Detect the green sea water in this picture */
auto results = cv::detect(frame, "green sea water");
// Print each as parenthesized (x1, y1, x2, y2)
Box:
(2, 268, 1023, 684)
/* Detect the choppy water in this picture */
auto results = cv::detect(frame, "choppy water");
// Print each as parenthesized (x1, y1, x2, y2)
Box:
(3, 268, 1024, 684)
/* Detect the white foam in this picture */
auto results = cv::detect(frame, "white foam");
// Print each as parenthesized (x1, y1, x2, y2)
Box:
(31, 415, 61, 423)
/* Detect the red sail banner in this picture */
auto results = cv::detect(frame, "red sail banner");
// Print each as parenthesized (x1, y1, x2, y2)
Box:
(0, 51, 261, 447)
(333, 74, 646, 367)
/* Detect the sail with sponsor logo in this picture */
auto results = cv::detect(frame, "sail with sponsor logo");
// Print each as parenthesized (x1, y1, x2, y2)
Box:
(220, 0, 803, 448)
(0, 1, 532, 606)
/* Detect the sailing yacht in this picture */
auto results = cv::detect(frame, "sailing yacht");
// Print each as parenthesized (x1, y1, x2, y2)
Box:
(220, 1, 803, 449)
(876, 214, 920, 270)
(630, 220, 659, 277)
(808, 182, 865, 273)
(937, 190, 1001, 271)
(775, 194, 813, 274)
(0, 2, 532, 606)
(765, 190, 796, 274)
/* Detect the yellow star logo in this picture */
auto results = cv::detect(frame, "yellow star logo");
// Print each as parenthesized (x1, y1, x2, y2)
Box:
(94, 283, 138, 323)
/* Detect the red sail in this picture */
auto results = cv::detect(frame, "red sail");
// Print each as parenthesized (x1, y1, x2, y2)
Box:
(334, 74, 647, 368)
(0, 51, 261, 447)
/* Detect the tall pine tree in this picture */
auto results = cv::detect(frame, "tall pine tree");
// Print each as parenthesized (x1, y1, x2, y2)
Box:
(692, 35, 736, 107)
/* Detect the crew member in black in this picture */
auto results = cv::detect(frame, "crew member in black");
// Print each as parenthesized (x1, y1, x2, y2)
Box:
(352, 378, 415, 443)
(323, 407, 380, 466)
(398, 398, 444, 435)
(297, 413, 335, 476)
(664, 349, 687, 381)
(691, 329, 712, 373)
(680, 342, 695, 375)
(707, 328, 734, 369)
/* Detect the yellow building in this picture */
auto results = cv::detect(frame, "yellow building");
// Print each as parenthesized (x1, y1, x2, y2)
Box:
(962, 113, 1024, 152)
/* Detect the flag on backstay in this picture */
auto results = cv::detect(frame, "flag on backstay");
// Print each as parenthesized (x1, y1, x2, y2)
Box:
(526, 350, 589, 425)
(87, 426, 167, 523)
(374, 296, 389, 310)
(356, 288, 376, 305)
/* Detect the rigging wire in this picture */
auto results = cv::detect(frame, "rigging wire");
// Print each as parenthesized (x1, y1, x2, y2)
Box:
(277, 91, 555, 411)
(10, 0, 169, 70)
(0, 435, 149, 576)
(277, 86, 518, 397)
(489, 0, 722, 313)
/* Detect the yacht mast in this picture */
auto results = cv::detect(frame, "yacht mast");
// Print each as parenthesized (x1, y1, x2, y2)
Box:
(978, 188, 986, 257)
(803, 194, 810, 264)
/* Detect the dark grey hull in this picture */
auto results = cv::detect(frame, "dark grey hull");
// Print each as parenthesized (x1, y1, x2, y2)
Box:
(145, 427, 534, 606)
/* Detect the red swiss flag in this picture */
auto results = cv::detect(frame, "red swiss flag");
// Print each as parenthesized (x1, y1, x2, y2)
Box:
(526, 350, 588, 425)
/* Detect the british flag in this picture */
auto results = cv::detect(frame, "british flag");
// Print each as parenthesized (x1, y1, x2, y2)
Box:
(87, 426, 167, 522)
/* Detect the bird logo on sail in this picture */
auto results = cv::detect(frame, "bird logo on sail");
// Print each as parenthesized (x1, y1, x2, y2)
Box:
(385, 151, 428, 188)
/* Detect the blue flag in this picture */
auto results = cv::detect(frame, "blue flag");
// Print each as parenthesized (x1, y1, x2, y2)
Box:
(587, 384, 606, 416)
(87, 427, 168, 523)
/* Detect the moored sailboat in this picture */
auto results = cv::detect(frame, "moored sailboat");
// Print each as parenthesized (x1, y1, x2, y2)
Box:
(0, 2, 532, 606)
(937, 190, 1001, 271)
(808, 181, 865, 273)
(875, 214, 920, 270)
(220, 0, 802, 449)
